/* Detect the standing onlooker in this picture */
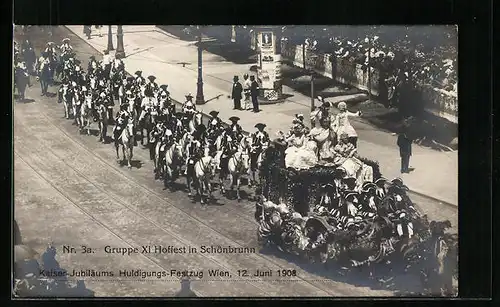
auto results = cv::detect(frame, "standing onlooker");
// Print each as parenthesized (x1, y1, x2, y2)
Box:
(83, 25, 92, 39)
(102, 50, 112, 79)
(231, 75, 243, 110)
(243, 74, 252, 110)
(250, 75, 260, 113)
(95, 25, 103, 37)
(397, 128, 412, 173)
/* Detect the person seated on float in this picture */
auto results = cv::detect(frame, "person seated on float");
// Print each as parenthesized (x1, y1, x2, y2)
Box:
(285, 124, 306, 149)
(309, 116, 336, 161)
(139, 88, 157, 122)
(330, 101, 361, 147)
(294, 114, 310, 135)
(59, 38, 73, 54)
(113, 103, 131, 140)
(334, 133, 357, 159)
(228, 116, 243, 142)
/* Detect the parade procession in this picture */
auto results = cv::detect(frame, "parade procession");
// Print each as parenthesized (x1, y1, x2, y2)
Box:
(13, 26, 458, 297)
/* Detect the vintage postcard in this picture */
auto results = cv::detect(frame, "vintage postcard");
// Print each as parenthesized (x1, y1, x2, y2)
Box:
(13, 25, 458, 297)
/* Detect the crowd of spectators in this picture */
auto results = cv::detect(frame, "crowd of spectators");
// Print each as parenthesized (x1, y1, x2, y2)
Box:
(281, 26, 457, 95)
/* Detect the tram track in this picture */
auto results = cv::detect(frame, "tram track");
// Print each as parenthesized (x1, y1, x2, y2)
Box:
(15, 103, 368, 296)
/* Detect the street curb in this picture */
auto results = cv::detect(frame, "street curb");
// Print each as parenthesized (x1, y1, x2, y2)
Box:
(65, 26, 456, 208)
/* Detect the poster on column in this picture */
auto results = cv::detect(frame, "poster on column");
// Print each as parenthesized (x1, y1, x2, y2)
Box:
(259, 31, 275, 89)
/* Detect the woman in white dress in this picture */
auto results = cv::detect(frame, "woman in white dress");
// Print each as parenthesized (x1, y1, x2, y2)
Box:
(330, 101, 361, 147)
(309, 116, 336, 161)
(283, 124, 318, 169)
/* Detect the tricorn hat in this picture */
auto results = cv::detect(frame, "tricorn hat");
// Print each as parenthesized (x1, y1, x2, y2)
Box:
(160, 84, 168, 91)
(134, 70, 142, 76)
(343, 177, 357, 188)
(344, 192, 359, 202)
(229, 116, 240, 122)
(209, 111, 219, 117)
(175, 112, 184, 118)
(62, 38, 70, 42)
(255, 123, 266, 130)
(185, 93, 194, 99)
(361, 182, 377, 192)
(374, 177, 387, 186)
(126, 76, 135, 82)
(147, 75, 156, 82)
(295, 113, 304, 120)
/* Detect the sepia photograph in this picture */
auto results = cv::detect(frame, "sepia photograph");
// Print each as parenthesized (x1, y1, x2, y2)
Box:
(13, 25, 458, 298)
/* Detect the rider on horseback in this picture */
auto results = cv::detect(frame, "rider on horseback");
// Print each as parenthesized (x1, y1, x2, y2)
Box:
(59, 38, 73, 54)
(219, 127, 238, 173)
(184, 126, 206, 175)
(229, 116, 243, 142)
(207, 111, 224, 138)
(138, 88, 157, 123)
(145, 75, 159, 95)
(113, 102, 131, 142)
(250, 123, 270, 172)
(182, 93, 196, 116)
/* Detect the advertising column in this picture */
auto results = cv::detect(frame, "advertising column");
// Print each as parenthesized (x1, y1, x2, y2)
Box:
(257, 31, 282, 101)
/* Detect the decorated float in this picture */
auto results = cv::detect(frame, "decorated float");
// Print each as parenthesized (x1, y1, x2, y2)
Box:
(255, 124, 456, 280)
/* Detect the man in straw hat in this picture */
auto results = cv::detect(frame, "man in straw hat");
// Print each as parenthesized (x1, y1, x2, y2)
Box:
(231, 75, 243, 110)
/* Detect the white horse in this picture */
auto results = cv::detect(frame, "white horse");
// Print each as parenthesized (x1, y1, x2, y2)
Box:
(59, 85, 73, 119)
(222, 140, 251, 201)
(190, 153, 217, 205)
(80, 94, 94, 135)
(160, 140, 183, 188)
(115, 123, 134, 168)
(188, 111, 203, 133)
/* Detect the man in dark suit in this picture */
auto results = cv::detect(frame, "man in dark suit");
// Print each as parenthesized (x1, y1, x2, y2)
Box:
(250, 75, 260, 112)
(397, 130, 412, 173)
(231, 75, 243, 110)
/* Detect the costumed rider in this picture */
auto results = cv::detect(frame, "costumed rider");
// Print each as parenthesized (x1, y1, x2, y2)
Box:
(59, 38, 73, 54)
(134, 70, 146, 96)
(98, 91, 114, 123)
(249, 123, 270, 181)
(182, 93, 196, 116)
(206, 111, 224, 139)
(88, 55, 98, 75)
(157, 85, 170, 111)
(145, 75, 159, 96)
(219, 126, 237, 174)
(138, 87, 157, 123)
(229, 116, 243, 142)
(113, 102, 132, 144)
(184, 125, 206, 175)
(44, 42, 57, 57)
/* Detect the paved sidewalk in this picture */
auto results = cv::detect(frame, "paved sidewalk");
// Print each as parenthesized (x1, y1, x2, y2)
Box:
(65, 25, 458, 206)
